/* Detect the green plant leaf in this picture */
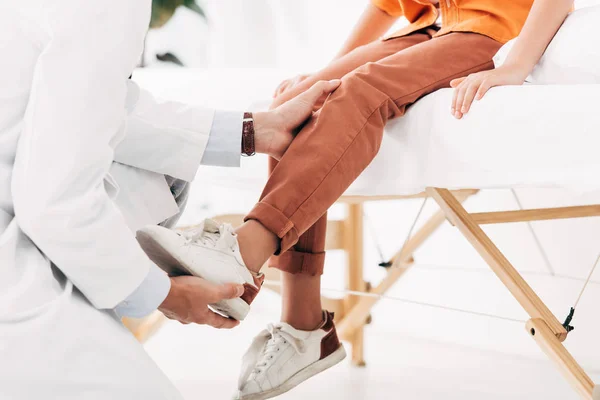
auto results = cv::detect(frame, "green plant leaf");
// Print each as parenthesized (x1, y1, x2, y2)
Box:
(156, 52, 185, 66)
(150, 0, 205, 29)
(184, 0, 206, 19)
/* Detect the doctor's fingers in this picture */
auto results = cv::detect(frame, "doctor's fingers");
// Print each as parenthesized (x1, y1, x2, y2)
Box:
(161, 310, 191, 324)
(275, 74, 311, 98)
(296, 79, 341, 110)
(162, 307, 238, 328)
(275, 79, 342, 129)
(311, 79, 341, 100)
(274, 80, 290, 98)
(197, 309, 240, 329)
(202, 282, 245, 303)
(274, 78, 295, 98)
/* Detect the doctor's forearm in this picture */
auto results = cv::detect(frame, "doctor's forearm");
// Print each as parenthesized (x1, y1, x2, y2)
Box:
(503, 0, 573, 75)
(200, 110, 283, 167)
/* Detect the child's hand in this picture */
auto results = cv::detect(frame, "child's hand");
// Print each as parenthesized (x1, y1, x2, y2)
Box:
(449, 65, 529, 119)
(273, 74, 311, 98)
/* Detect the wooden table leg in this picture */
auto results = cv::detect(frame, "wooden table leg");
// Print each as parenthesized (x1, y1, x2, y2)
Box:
(427, 188, 568, 341)
(527, 319, 595, 399)
(344, 203, 367, 366)
(337, 192, 473, 340)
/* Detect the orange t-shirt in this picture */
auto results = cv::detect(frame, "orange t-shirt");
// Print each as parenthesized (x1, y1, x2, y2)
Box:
(372, 0, 536, 43)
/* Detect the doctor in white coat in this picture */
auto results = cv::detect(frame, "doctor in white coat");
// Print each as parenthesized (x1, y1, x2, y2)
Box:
(0, 1, 340, 399)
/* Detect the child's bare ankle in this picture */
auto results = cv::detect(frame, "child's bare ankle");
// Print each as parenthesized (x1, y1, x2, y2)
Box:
(235, 220, 278, 272)
(282, 311, 324, 331)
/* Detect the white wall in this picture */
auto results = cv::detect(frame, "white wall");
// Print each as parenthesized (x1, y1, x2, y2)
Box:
(145, 0, 367, 69)
(146, 0, 599, 69)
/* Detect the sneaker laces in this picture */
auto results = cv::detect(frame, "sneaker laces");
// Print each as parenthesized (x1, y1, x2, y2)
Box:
(180, 220, 238, 252)
(251, 324, 306, 376)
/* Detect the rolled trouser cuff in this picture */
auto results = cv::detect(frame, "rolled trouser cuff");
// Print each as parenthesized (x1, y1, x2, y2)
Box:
(245, 202, 299, 253)
(270, 250, 326, 276)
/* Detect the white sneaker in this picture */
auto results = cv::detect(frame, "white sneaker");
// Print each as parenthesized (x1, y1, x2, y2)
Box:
(136, 219, 263, 321)
(237, 311, 346, 400)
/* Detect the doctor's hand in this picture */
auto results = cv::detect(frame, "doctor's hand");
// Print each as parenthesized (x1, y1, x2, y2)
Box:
(273, 74, 312, 98)
(158, 275, 244, 328)
(450, 64, 529, 119)
(253, 79, 341, 160)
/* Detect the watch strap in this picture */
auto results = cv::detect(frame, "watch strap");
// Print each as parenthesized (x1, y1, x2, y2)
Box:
(242, 112, 256, 157)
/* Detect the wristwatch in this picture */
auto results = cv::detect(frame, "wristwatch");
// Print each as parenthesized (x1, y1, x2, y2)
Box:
(242, 112, 256, 157)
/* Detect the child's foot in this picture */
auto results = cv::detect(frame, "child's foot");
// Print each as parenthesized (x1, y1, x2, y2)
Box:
(237, 311, 346, 400)
(136, 219, 263, 320)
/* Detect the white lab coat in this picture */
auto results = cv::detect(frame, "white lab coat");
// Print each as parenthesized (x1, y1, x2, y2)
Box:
(0, 1, 214, 398)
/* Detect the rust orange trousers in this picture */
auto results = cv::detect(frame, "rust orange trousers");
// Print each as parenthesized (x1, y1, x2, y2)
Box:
(245, 28, 502, 276)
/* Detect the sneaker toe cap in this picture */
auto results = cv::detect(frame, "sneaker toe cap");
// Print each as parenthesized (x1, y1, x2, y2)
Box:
(138, 223, 173, 237)
(239, 379, 263, 396)
(137, 225, 182, 247)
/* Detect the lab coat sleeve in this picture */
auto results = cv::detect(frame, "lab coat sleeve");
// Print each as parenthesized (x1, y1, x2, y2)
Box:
(115, 263, 171, 318)
(201, 111, 244, 168)
(11, 1, 159, 310)
(114, 80, 217, 182)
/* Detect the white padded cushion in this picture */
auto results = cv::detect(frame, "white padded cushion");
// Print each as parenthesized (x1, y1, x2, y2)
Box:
(493, 5, 600, 84)
(133, 69, 600, 196)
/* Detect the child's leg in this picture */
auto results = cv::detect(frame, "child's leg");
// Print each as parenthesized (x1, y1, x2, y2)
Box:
(250, 30, 435, 330)
(237, 30, 435, 273)
(270, 29, 435, 109)
(237, 31, 502, 311)
(235, 209, 324, 330)
(277, 215, 327, 329)
(234, 31, 503, 399)
(281, 269, 323, 330)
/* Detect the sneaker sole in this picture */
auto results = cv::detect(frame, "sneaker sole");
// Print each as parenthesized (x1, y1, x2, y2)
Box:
(238, 345, 347, 400)
(136, 230, 250, 321)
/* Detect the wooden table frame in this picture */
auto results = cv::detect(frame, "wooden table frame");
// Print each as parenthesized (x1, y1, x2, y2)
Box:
(126, 187, 599, 399)
(265, 187, 598, 399)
